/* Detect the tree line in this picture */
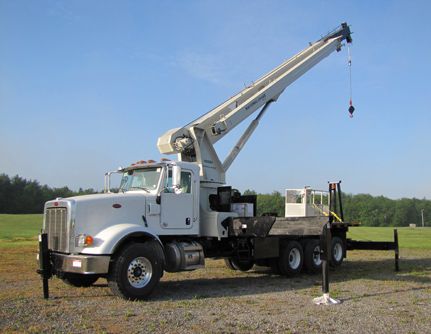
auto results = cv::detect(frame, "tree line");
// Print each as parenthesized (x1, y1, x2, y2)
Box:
(244, 190, 430, 227)
(0, 174, 97, 214)
(0, 174, 429, 227)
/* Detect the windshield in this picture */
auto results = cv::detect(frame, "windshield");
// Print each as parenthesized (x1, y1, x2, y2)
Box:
(119, 167, 162, 193)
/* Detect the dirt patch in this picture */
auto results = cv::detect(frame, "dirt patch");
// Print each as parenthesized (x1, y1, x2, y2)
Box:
(1, 245, 430, 333)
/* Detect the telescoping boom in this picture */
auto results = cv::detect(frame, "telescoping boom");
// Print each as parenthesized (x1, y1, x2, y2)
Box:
(157, 23, 352, 184)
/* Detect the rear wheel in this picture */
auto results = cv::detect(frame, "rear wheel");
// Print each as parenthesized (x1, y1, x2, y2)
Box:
(304, 239, 322, 274)
(108, 241, 164, 300)
(62, 273, 99, 287)
(224, 258, 254, 272)
(269, 258, 281, 275)
(330, 236, 344, 267)
(278, 240, 303, 276)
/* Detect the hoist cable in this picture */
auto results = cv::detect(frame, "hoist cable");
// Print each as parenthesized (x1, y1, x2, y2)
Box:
(347, 45, 355, 118)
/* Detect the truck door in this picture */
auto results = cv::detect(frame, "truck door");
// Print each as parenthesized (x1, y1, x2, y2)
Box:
(160, 169, 194, 229)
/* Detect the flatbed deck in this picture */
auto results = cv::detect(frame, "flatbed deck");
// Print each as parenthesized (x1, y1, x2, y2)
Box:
(227, 215, 349, 238)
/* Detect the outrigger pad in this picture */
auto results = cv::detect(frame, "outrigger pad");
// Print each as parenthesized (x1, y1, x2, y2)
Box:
(313, 293, 341, 305)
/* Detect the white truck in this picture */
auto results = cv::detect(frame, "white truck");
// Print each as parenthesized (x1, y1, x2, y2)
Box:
(38, 23, 353, 300)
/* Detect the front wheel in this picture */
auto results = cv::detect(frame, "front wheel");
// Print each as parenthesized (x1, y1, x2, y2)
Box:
(108, 241, 164, 300)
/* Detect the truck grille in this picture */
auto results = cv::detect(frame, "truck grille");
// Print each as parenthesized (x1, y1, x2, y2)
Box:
(45, 207, 69, 253)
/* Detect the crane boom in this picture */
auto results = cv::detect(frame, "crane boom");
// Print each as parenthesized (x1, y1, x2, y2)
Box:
(157, 23, 352, 184)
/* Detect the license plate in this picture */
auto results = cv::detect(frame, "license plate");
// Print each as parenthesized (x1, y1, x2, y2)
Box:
(72, 260, 82, 268)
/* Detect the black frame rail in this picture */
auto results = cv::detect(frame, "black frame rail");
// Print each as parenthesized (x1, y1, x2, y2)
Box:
(346, 229, 400, 271)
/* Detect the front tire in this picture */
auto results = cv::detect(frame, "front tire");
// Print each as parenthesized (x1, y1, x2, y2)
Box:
(108, 241, 164, 300)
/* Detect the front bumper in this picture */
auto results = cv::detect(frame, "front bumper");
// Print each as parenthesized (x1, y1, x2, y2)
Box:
(50, 253, 111, 275)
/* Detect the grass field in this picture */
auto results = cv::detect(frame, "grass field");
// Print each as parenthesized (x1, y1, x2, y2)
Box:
(0, 214, 430, 333)
(0, 214, 42, 248)
(348, 226, 431, 249)
(0, 214, 42, 239)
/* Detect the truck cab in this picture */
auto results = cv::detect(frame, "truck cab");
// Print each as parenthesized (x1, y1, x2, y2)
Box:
(45, 160, 200, 252)
(115, 160, 201, 233)
(42, 161, 201, 291)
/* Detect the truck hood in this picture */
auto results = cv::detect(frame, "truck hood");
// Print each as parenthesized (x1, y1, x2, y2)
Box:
(52, 192, 151, 241)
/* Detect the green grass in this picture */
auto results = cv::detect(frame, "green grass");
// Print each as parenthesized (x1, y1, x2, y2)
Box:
(348, 226, 431, 249)
(0, 214, 42, 247)
(0, 214, 42, 239)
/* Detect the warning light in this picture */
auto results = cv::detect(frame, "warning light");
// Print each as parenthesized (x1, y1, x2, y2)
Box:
(84, 235, 94, 246)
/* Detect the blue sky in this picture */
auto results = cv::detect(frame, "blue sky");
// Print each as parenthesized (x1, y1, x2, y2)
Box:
(1, 1, 430, 199)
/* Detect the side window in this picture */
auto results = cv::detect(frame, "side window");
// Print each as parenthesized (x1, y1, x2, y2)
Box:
(180, 171, 192, 194)
(164, 168, 192, 194)
(166, 169, 173, 190)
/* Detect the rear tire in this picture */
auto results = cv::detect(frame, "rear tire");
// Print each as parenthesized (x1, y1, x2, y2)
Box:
(304, 239, 322, 274)
(269, 258, 281, 275)
(62, 273, 99, 287)
(330, 236, 344, 267)
(108, 241, 164, 300)
(224, 258, 254, 272)
(278, 240, 303, 276)
(224, 258, 236, 270)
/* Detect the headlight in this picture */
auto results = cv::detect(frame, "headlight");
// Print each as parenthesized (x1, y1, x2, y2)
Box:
(75, 234, 94, 247)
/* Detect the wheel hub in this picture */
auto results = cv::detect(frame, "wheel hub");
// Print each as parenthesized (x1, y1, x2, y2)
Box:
(127, 257, 152, 288)
(133, 267, 143, 277)
(313, 245, 322, 266)
(333, 243, 343, 261)
(288, 248, 301, 269)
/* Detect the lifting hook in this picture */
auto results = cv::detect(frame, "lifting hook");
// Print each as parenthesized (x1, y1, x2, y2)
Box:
(348, 99, 355, 118)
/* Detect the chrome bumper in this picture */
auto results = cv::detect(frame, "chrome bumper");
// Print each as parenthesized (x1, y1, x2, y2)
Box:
(51, 253, 111, 274)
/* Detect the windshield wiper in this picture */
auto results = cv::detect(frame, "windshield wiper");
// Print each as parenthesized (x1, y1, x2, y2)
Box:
(129, 186, 151, 193)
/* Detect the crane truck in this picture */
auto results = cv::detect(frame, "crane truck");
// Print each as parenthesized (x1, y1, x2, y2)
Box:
(38, 23, 354, 300)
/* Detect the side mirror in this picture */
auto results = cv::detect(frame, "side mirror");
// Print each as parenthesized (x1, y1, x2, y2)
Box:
(172, 165, 181, 192)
